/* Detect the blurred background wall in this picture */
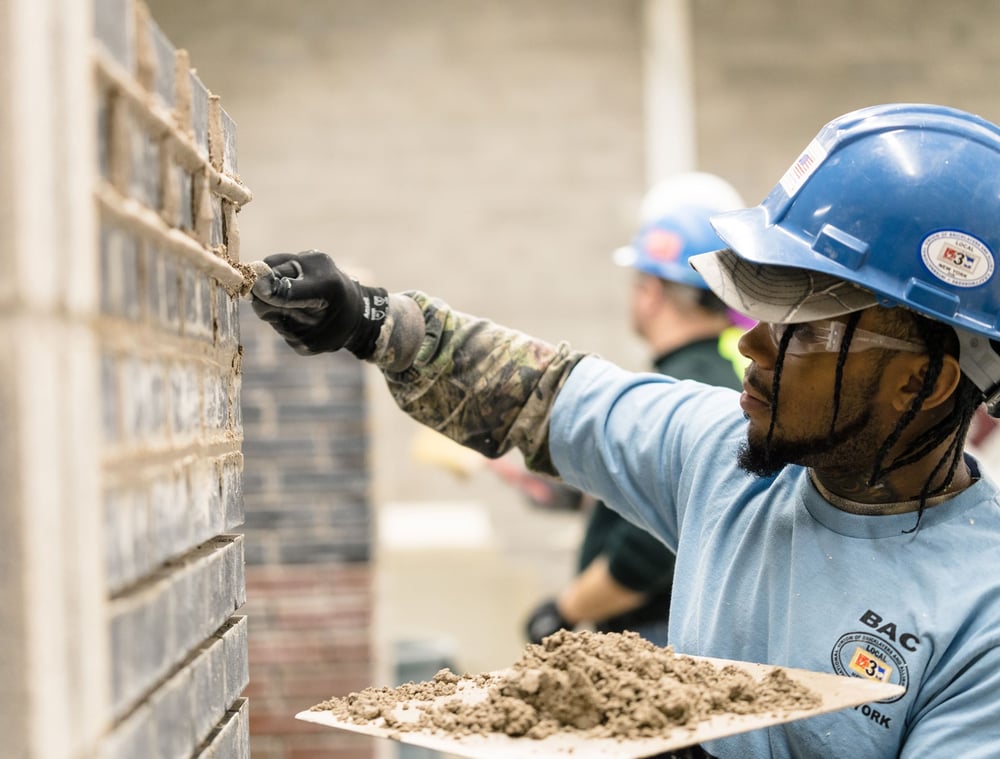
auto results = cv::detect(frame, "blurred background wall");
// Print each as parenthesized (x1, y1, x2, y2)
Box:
(144, 1, 1000, 757)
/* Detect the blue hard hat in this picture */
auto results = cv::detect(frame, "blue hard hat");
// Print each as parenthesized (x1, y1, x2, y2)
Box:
(614, 172, 745, 290)
(690, 103, 1000, 407)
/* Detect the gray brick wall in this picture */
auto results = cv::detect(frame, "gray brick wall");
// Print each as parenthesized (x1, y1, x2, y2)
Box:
(94, 0, 252, 756)
(238, 315, 376, 758)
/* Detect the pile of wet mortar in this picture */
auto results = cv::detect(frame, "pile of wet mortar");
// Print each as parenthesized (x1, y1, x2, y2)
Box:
(312, 630, 821, 741)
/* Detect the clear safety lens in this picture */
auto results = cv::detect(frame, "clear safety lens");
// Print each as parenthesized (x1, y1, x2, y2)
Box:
(767, 320, 925, 356)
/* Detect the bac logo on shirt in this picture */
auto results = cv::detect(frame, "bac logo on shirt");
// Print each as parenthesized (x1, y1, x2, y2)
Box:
(849, 647, 893, 683)
(830, 609, 912, 704)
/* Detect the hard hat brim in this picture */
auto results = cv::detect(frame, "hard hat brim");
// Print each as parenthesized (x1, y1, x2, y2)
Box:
(689, 248, 879, 324)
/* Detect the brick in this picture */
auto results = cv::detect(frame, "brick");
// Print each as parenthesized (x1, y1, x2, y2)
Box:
(283, 737, 374, 759)
(220, 109, 238, 174)
(121, 356, 167, 445)
(149, 663, 195, 759)
(102, 703, 157, 759)
(127, 117, 161, 208)
(195, 698, 250, 759)
(244, 564, 371, 591)
(94, 0, 135, 70)
(222, 455, 245, 530)
(220, 615, 249, 704)
(189, 459, 222, 544)
(182, 267, 210, 339)
(144, 240, 180, 332)
(204, 367, 227, 432)
(215, 282, 239, 345)
(176, 167, 196, 230)
(277, 469, 369, 494)
(242, 538, 271, 566)
(245, 710, 319, 737)
(208, 95, 225, 173)
(210, 195, 225, 247)
(109, 579, 173, 718)
(231, 374, 243, 435)
(161, 251, 183, 331)
(147, 468, 187, 559)
(97, 89, 112, 180)
(100, 352, 121, 444)
(189, 70, 210, 158)
(243, 508, 324, 531)
(270, 401, 366, 424)
(191, 636, 227, 743)
(225, 535, 248, 607)
(200, 274, 217, 333)
(223, 201, 241, 261)
(104, 483, 152, 594)
(98, 222, 141, 320)
(269, 671, 372, 701)
(146, 15, 176, 107)
(275, 537, 370, 566)
(168, 360, 201, 442)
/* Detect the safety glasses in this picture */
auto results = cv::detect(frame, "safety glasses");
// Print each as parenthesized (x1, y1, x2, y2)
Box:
(766, 320, 926, 356)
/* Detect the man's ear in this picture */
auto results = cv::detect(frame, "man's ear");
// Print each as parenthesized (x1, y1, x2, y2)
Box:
(893, 353, 963, 412)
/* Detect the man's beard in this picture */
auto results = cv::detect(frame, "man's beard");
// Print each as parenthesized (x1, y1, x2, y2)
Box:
(737, 404, 876, 477)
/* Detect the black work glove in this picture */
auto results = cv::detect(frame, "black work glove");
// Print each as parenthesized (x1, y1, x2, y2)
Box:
(251, 251, 388, 358)
(524, 598, 575, 644)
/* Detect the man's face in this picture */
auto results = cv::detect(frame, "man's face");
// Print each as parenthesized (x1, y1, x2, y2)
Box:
(735, 310, 908, 477)
(627, 272, 661, 340)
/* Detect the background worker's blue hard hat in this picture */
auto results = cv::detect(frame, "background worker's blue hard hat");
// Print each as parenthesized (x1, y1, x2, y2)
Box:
(613, 172, 745, 290)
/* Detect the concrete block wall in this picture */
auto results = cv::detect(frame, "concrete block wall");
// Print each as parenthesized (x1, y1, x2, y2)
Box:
(690, 0, 1000, 203)
(94, 0, 253, 756)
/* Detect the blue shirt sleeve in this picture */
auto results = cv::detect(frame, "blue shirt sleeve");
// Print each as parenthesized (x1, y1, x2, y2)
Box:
(549, 355, 744, 552)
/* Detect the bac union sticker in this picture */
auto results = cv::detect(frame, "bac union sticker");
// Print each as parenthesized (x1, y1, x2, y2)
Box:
(921, 231, 995, 288)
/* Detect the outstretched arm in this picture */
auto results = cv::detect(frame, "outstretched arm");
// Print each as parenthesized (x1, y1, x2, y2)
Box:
(251, 251, 588, 475)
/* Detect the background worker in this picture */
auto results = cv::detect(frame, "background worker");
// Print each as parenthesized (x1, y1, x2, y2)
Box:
(525, 172, 747, 646)
(250, 103, 1000, 757)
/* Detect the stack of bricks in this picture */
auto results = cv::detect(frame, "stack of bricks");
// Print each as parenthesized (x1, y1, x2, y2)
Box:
(94, 0, 252, 756)
(239, 316, 376, 757)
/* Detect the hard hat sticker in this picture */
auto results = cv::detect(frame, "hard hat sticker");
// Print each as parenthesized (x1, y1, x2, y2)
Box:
(778, 138, 828, 197)
(921, 231, 995, 288)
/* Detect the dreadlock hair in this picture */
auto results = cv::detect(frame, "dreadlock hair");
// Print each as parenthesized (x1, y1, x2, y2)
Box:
(868, 311, 983, 532)
(766, 308, 983, 533)
(762, 319, 797, 469)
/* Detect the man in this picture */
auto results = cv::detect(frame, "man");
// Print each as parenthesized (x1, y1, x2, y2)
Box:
(251, 103, 1000, 757)
(525, 172, 747, 647)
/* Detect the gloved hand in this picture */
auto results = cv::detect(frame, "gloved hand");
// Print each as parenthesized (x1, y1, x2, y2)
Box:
(250, 251, 388, 358)
(524, 598, 575, 644)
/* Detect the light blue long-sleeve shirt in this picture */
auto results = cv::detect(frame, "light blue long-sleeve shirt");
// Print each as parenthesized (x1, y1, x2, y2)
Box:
(550, 356, 1000, 759)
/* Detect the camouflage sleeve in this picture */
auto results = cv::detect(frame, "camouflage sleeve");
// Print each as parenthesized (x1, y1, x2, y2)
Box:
(373, 291, 589, 476)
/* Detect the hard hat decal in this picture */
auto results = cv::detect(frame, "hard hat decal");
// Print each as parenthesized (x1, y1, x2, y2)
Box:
(644, 229, 684, 262)
(778, 138, 828, 198)
(921, 231, 995, 288)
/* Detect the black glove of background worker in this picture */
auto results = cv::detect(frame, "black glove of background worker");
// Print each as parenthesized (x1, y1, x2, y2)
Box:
(250, 251, 388, 358)
(524, 597, 575, 644)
